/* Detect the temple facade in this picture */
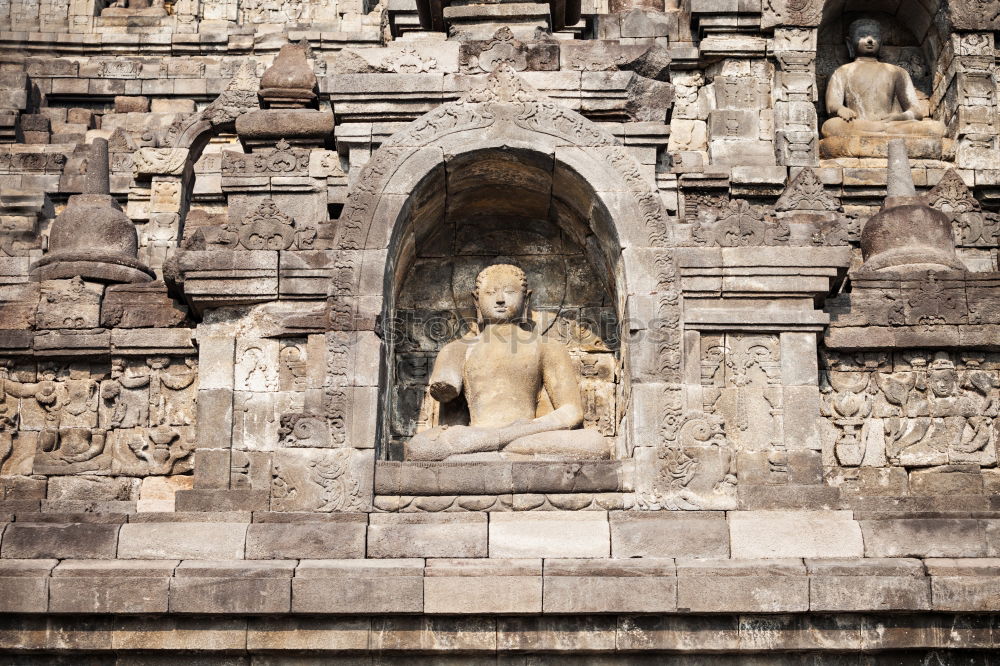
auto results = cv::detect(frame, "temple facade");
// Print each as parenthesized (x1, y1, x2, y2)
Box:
(1, 0, 1000, 659)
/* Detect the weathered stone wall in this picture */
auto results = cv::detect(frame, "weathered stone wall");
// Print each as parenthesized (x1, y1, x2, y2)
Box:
(2, 0, 1000, 657)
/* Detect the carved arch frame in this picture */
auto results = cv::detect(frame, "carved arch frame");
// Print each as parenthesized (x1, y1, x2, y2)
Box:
(328, 69, 684, 489)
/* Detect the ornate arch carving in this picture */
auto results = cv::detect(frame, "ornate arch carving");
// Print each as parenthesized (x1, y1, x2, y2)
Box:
(334, 65, 672, 253)
(328, 66, 683, 463)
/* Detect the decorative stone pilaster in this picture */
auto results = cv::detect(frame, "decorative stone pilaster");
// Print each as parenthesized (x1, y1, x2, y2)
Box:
(771, 27, 819, 167)
(948, 33, 999, 171)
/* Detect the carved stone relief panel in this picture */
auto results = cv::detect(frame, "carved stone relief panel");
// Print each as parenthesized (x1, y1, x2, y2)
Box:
(925, 170, 1000, 247)
(820, 350, 999, 468)
(644, 406, 739, 510)
(270, 447, 372, 512)
(36, 278, 103, 330)
(0, 356, 197, 477)
(700, 334, 782, 447)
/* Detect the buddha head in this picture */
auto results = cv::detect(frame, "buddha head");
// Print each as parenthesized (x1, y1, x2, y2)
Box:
(847, 18, 883, 58)
(473, 263, 530, 326)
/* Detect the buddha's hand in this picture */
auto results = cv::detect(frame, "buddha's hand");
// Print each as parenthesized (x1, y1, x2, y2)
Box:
(886, 110, 916, 121)
(836, 107, 857, 121)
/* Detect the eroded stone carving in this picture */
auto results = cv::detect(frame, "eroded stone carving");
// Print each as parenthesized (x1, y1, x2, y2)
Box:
(775, 168, 838, 213)
(690, 199, 790, 247)
(0, 356, 197, 477)
(821, 351, 999, 468)
(762, 0, 821, 28)
(925, 170, 1000, 247)
(271, 448, 366, 511)
(639, 400, 738, 511)
(404, 264, 608, 462)
(221, 140, 311, 176)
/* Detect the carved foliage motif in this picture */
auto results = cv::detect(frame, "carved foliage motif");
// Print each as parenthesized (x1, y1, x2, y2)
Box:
(474, 27, 528, 72)
(653, 251, 682, 378)
(221, 139, 310, 176)
(690, 199, 790, 247)
(278, 413, 331, 447)
(199, 198, 316, 252)
(949, 0, 1000, 30)
(775, 167, 839, 212)
(643, 409, 738, 511)
(762, 0, 822, 28)
(925, 170, 999, 246)
(238, 199, 313, 251)
(384, 47, 438, 73)
(821, 351, 999, 468)
(324, 332, 349, 446)
(270, 448, 364, 512)
(99, 60, 141, 78)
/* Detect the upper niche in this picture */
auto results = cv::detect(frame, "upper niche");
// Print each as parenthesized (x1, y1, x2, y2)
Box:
(382, 148, 622, 461)
(816, 8, 940, 113)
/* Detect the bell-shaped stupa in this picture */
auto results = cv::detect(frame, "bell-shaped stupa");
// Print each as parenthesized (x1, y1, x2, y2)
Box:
(31, 138, 154, 283)
(859, 139, 966, 274)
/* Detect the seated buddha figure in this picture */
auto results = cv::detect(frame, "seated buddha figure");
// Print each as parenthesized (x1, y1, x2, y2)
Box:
(819, 18, 946, 159)
(404, 263, 609, 462)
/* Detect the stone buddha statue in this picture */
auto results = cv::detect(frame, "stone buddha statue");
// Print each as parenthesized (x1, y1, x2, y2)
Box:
(404, 264, 609, 462)
(819, 18, 946, 159)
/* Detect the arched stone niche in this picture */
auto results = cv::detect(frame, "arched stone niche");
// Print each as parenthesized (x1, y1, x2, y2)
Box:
(817, 1, 945, 120)
(385, 147, 624, 461)
(329, 67, 681, 506)
(811, 0, 963, 162)
(132, 60, 262, 254)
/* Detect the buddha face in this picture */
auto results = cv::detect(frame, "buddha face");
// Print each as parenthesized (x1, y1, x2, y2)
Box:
(473, 264, 528, 325)
(849, 19, 882, 58)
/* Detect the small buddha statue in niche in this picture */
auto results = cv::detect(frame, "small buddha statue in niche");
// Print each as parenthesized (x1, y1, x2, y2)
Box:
(103, 0, 166, 15)
(819, 18, 946, 159)
(404, 263, 609, 462)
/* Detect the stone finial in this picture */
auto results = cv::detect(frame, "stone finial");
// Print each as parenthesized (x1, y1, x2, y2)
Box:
(859, 141, 965, 274)
(886, 138, 917, 201)
(30, 139, 153, 284)
(86, 137, 111, 195)
(259, 42, 318, 109)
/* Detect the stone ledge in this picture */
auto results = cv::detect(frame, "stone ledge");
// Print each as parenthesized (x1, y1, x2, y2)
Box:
(2, 513, 998, 564)
(374, 460, 625, 495)
(2, 557, 1000, 614)
(0, 613, 998, 653)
